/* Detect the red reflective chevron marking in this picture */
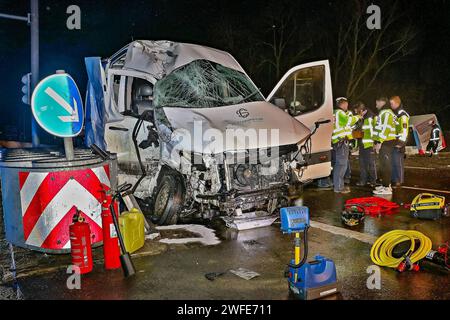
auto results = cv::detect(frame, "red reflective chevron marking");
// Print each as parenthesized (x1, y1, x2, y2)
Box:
(40, 206, 103, 250)
(19, 165, 110, 250)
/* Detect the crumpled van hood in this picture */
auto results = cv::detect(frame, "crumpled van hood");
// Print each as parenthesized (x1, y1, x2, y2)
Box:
(162, 101, 311, 154)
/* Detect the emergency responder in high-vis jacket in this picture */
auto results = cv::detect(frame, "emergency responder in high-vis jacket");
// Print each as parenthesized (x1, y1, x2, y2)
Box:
(344, 109, 356, 184)
(373, 97, 388, 144)
(354, 102, 377, 187)
(373, 99, 397, 195)
(332, 97, 362, 193)
(426, 119, 441, 156)
(391, 96, 409, 186)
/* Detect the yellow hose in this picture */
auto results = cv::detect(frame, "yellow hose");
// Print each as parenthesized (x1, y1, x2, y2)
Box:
(370, 230, 432, 268)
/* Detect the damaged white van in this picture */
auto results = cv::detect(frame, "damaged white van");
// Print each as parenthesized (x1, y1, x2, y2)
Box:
(84, 40, 333, 229)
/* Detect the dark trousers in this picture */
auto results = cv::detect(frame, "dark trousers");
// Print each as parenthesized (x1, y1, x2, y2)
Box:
(332, 141, 349, 192)
(358, 144, 377, 184)
(379, 141, 395, 187)
(392, 147, 405, 184)
(426, 140, 439, 153)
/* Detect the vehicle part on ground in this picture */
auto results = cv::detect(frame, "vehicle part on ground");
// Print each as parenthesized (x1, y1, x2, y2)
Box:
(370, 230, 432, 272)
(69, 209, 93, 274)
(344, 197, 399, 216)
(221, 212, 278, 231)
(280, 206, 338, 300)
(341, 205, 365, 227)
(204, 271, 226, 281)
(229, 268, 260, 280)
(410, 193, 446, 220)
(0, 148, 117, 253)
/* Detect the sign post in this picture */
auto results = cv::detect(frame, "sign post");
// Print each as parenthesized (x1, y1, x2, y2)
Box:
(31, 71, 84, 160)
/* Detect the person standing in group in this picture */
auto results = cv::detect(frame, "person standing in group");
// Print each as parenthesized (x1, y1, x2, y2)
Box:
(332, 97, 363, 194)
(391, 96, 410, 187)
(373, 97, 397, 195)
(344, 108, 356, 185)
(426, 119, 441, 156)
(354, 102, 377, 187)
(373, 97, 388, 148)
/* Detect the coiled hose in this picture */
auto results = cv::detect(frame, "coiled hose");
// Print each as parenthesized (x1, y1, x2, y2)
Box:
(370, 230, 432, 268)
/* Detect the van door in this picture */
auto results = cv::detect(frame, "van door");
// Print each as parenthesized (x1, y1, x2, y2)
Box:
(266, 60, 333, 182)
(103, 71, 160, 197)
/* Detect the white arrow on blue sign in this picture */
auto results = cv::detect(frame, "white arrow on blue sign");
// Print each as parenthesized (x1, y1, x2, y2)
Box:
(31, 73, 84, 138)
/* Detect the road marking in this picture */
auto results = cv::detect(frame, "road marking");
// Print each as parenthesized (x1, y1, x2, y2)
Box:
(401, 186, 450, 194)
(405, 166, 435, 170)
(310, 220, 377, 244)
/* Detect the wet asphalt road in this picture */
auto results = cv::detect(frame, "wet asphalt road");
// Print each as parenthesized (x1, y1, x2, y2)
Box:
(12, 156, 450, 300)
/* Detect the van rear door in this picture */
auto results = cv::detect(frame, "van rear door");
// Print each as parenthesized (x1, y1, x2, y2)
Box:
(266, 60, 333, 183)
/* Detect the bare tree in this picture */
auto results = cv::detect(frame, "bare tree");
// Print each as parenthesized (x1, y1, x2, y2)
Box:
(332, 0, 417, 100)
(257, 4, 313, 81)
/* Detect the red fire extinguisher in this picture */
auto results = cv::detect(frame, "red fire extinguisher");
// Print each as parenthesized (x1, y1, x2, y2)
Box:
(69, 209, 93, 274)
(100, 184, 121, 270)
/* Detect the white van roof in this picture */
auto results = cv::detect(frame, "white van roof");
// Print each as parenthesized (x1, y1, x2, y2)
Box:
(117, 40, 245, 79)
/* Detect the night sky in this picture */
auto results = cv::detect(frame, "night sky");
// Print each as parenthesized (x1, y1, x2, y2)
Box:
(1, 0, 450, 142)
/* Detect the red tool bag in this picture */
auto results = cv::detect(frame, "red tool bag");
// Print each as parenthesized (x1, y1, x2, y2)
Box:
(344, 197, 399, 216)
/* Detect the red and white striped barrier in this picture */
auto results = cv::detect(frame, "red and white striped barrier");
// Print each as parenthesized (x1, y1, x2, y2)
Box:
(18, 165, 111, 250)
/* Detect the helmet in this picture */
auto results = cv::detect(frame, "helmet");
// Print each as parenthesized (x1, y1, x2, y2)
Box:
(342, 205, 365, 227)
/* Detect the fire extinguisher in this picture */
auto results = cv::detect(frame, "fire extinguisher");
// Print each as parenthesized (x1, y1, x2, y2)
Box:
(69, 209, 93, 274)
(100, 185, 121, 270)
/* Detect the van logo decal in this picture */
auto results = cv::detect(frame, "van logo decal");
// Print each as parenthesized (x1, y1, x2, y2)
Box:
(236, 108, 250, 118)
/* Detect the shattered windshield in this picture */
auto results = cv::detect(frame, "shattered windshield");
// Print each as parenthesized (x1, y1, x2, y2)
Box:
(154, 59, 264, 108)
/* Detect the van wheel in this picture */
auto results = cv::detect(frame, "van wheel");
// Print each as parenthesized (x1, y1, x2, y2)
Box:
(152, 174, 183, 225)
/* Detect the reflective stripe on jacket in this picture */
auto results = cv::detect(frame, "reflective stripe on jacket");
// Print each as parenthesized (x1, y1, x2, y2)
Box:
(395, 109, 410, 142)
(374, 109, 397, 143)
(430, 126, 441, 141)
(332, 109, 361, 144)
(361, 116, 375, 148)
(346, 111, 356, 140)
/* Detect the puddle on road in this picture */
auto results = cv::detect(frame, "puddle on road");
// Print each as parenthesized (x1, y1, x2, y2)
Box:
(155, 224, 221, 246)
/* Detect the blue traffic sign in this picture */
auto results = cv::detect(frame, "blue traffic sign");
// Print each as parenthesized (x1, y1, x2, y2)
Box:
(31, 73, 84, 138)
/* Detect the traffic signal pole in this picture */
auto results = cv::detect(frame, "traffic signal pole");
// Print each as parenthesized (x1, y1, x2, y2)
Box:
(30, 0, 40, 147)
(0, 0, 40, 147)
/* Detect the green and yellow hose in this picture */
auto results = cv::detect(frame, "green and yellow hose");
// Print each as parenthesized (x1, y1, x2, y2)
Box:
(370, 230, 432, 268)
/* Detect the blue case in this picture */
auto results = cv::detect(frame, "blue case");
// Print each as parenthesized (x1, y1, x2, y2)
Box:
(280, 206, 310, 233)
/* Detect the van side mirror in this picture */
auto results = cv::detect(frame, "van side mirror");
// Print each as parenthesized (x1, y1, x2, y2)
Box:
(273, 98, 286, 109)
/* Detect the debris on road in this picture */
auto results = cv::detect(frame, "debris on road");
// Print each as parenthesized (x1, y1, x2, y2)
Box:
(230, 268, 260, 280)
(204, 271, 227, 281)
(145, 232, 161, 240)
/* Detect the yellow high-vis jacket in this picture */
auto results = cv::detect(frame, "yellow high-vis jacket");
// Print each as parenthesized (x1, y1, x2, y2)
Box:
(374, 108, 397, 143)
(332, 109, 361, 145)
(361, 116, 375, 149)
(395, 109, 410, 143)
